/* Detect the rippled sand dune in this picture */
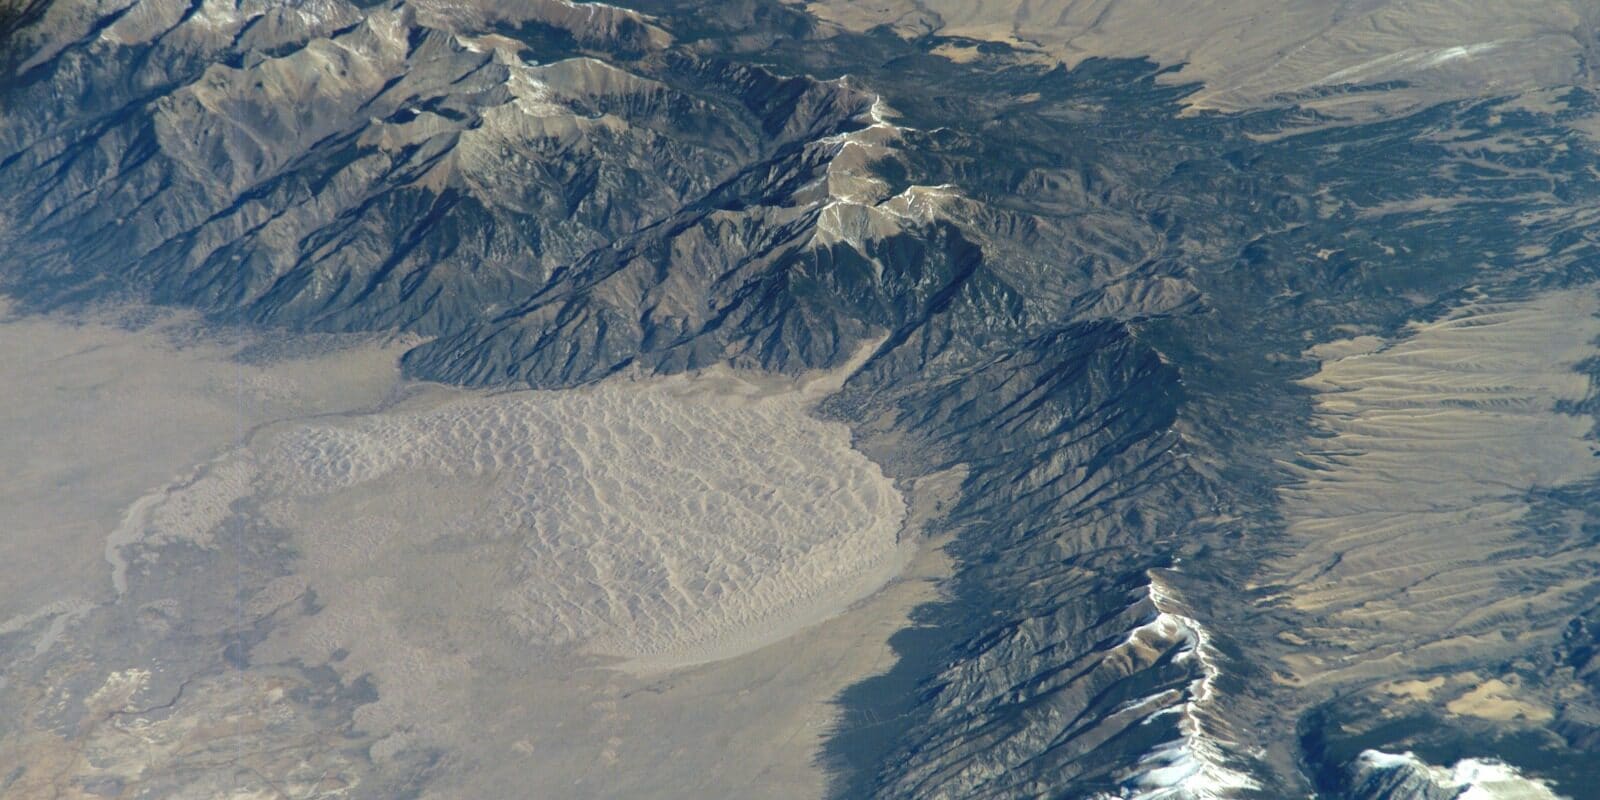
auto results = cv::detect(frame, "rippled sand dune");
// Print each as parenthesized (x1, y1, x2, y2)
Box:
(114, 373, 908, 670)
(0, 308, 937, 799)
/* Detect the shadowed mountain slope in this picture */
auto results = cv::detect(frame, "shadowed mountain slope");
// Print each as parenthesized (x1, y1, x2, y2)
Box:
(5, 1, 1600, 798)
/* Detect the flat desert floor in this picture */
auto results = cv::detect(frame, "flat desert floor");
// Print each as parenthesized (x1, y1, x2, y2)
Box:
(0, 302, 955, 800)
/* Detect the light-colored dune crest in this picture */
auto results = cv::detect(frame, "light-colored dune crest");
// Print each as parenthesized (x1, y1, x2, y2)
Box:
(113, 357, 909, 672)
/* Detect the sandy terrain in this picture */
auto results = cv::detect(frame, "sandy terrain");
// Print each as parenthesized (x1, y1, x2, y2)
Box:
(1263, 290, 1600, 691)
(0, 301, 412, 635)
(0, 303, 947, 799)
(119, 369, 909, 670)
(1231, 288, 1600, 797)
(800, 0, 1599, 117)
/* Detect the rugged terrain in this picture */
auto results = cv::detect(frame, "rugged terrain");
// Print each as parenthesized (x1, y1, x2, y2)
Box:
(4, 0, 1600, 798)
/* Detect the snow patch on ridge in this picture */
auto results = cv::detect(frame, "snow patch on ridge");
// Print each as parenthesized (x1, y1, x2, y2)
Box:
(806, 91, 970, 251)
(1106, 572, 1260, 799)
(1356, 750, 1568, 800)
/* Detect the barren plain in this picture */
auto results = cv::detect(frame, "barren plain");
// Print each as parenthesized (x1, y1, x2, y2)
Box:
(0, 305, 946, 800)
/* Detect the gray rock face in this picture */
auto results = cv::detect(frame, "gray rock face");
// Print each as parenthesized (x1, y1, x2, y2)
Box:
(6, 0, 1600, 798)
(0, 0, 890, 380)
(0, 0, 1201, 389)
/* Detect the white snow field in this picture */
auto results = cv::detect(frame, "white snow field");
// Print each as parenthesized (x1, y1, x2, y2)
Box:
(113, 363, 909, 670)
(1358, 751, 1564, 800)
